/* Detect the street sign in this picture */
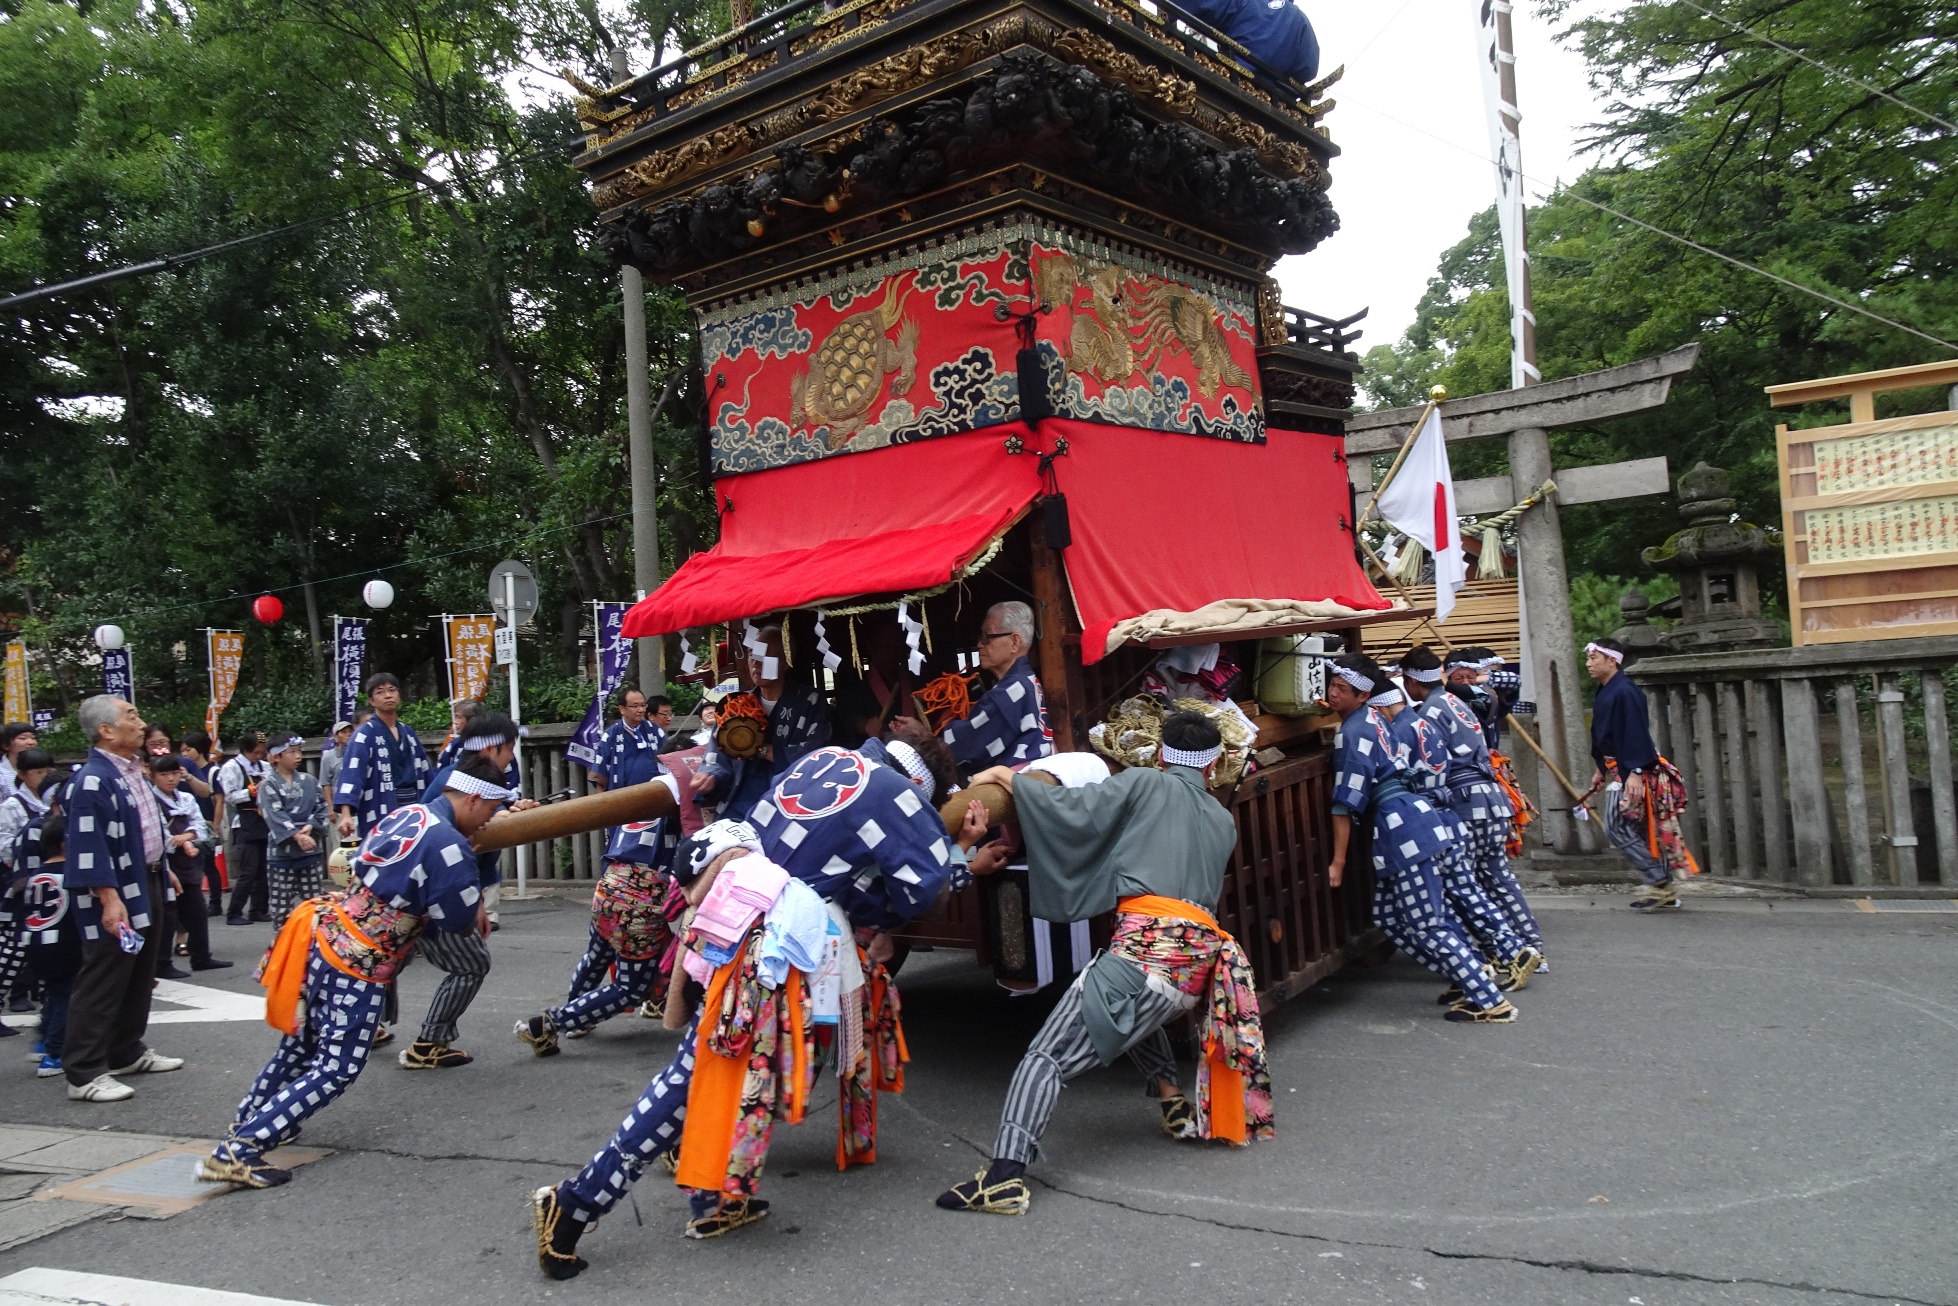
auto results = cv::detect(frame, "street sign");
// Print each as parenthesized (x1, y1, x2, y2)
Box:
(494, 627, 516, 665)
(488, 560, 537, 627)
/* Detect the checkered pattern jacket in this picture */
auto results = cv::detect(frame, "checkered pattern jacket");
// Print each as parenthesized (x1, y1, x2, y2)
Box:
(942, 656, 1053, 771)
(63, 750, 168, 942)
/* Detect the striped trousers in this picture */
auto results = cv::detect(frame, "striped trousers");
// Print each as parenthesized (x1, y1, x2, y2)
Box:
(561, 1018, 698, 1222)
(1603, 783, 1669, 885)
(992, 968, 1185, 1165)
(414, 928, 492, 1045)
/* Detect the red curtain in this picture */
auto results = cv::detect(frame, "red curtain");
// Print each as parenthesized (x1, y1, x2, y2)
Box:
(621, 418, 1385, 658)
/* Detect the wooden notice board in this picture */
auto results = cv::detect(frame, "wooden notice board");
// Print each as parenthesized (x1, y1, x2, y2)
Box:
(1768, 360, 1958, 645)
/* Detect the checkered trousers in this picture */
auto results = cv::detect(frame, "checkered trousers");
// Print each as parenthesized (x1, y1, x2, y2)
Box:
(226, 951, 387, 1161)
(561, 1021, 699, 1221)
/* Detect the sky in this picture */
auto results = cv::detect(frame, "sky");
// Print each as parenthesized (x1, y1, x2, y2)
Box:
(1273, 0, 1623, 355)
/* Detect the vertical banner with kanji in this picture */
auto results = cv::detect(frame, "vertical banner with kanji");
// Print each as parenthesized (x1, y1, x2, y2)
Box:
(102, 648, 133, 703)
(444, 615, 496, 705)
(332, 616, 369, 725)
(3, 642, 29, 725)
(566, 602, 633, 768)
(205, 629, 243, 741)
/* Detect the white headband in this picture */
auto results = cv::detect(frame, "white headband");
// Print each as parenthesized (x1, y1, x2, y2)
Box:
(1160, 743, 1222, 769)
(1402, 666, 1443, 684)
(1332, 665, 1375, 693)
(444, 770, 516, 802)
(884, 739, 933, 791)
(1585, 642, 1625, 664)
(460, 733, 509, 751)
(1368, 688, 1405, 708)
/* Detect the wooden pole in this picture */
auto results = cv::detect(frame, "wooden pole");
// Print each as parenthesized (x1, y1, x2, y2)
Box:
(472, 779, 677, 852)
(1504, 712, 1592, 812)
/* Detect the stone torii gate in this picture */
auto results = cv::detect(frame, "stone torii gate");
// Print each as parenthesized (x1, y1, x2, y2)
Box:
(1343, 343, 1701, 852)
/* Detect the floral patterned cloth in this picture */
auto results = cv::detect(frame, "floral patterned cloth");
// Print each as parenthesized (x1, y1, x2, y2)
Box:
(1623, 756, 1701, 877)
(313, 887, 421, 986)
(1489, 750, 1538, 857)
(1109, 910, 1274, 1144)
(590, 860, 678, 962)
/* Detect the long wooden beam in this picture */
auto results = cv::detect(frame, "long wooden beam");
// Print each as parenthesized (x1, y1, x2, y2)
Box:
(1343, 344, 1700, 454)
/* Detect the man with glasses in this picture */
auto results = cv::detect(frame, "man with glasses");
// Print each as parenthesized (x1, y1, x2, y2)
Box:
(898, 600, 1052, 775)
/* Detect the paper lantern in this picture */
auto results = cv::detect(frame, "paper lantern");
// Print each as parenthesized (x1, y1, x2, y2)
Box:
(362, 579, 395, 610)
(252, 594, 284, 624)
(93, 624, 125, 651)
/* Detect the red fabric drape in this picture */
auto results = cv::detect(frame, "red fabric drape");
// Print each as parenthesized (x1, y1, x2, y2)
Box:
(1036, 419, 1387, 662)
(621, 426, 1039, 637)
(621, 418, 1384, 659)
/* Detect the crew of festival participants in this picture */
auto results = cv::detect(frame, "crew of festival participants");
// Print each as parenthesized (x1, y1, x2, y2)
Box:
(532, 739, 983, 1278)
(1325, 656, 1517, 1023)
(691, 625, 831, 822)
(198, 751, 510, 1190)
(938, 710, 1272, 1217)
(1586, 638, 1698, 908)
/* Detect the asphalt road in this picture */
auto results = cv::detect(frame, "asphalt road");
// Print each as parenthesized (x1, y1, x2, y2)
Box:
(1, 888, 1952, 1306)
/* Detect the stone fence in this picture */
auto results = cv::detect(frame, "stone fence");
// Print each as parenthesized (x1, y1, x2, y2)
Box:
(1629, 636, 1958, 887)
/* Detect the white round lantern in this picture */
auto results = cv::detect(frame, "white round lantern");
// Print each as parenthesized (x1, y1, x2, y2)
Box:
(93, 624, 125, 651)
(362, 579, 395, 610)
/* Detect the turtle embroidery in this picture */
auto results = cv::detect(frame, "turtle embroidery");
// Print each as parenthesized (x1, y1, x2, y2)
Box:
(789, 277, 921, 448)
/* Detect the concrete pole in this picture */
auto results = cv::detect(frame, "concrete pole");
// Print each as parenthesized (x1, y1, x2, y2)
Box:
(1512, 425, 1598, 853)
(613, 45, 665, 698)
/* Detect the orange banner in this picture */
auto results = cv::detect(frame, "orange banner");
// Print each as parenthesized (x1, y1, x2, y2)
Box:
(446, 615, 496, 704)
(3, 642, 29, 724)
(205, 629, 243, 741)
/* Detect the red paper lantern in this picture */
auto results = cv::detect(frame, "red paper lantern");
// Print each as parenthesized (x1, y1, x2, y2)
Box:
(252, 594, 284, 624)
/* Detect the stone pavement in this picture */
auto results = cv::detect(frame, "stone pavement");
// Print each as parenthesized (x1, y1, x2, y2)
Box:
(0, 886, 1950, 1306)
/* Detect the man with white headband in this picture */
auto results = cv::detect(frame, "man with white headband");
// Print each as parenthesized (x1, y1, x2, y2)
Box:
(398, 712, 537, 1070)
(1585, 638, 1697, 909)
(937, 712, 1274, 1219)
(199, 751, 512, 1191)
(1325, 654, 1517, 1024)
(1402, 646, 1545, 975)
(691, 624, 832, 823)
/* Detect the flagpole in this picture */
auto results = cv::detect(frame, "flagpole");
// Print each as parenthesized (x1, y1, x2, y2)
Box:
(1357, 385, 1447, 525)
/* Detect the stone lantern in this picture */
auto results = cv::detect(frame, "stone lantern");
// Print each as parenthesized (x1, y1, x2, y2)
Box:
(1609, 586, 1671, 667)
(1641, 461, 1783, 653)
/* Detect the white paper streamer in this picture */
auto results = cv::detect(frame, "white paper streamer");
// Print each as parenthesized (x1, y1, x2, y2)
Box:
(897, 603, 926, 676)
(743, 621, 767, 657)
(679, 632, 700, 676)
(814, 612, 843, 672)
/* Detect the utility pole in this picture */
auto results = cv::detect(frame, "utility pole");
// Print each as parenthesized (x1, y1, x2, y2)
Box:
(613, 45, 666, 697)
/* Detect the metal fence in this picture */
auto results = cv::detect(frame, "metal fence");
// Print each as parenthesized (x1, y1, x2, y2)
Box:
(1629, 636, 1958, 887)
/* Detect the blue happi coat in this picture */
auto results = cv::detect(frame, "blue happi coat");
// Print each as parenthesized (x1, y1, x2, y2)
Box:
(597, 720, 666, 790)
(350, 797, 485, 935)
(1332, 708, 1456, 874)
(699, 683, 831, 822)
(747, 745, 963, 931)
(419, 764, 520, 887)
(1419, 690, 1514, 823)
(942, 655, 1052, 770)
(64, 750, 170, 942)
(334, 717, 433, 836)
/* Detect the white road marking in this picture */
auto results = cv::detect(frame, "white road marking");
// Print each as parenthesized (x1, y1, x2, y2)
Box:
(0, 1268, 329, 1305)
(146, 980, 266, 1024)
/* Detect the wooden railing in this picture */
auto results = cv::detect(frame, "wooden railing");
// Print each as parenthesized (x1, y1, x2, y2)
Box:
(1281, 305, 1366, 360)
(1629, 636, 1958, 887)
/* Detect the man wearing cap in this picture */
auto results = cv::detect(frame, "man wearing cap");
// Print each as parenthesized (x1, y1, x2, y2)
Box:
(1324, 655, 1516, 1024)
(1586, 638, 1695, 910)
(1402, 647, 1545, 972)
(333, 672, 432, 842)
(199, 751, 512, 1191)
(400, 712, 535, 1070)
(259, 735, 332, 928)
(938, 711, 1271, 1219)
(691, 625, 830, 822)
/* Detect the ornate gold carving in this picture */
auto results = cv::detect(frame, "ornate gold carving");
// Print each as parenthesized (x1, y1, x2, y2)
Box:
(620, 123, 756, 199)
(789, 0, 910, 56)
(1258, 277, 1287, 347)
(1051, 29, 1197, 118)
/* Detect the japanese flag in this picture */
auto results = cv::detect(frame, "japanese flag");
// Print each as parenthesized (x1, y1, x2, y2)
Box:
(1375, 407, 1466, 621)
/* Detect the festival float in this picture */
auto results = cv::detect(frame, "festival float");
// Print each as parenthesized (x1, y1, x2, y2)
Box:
(547, 0, 1410, 1003)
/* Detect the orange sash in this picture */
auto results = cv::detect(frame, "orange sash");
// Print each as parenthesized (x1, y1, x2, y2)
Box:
(258, 899, 329, 1035)
(1115, 894, 1247, 1144)
(674, 940, 808, 1193)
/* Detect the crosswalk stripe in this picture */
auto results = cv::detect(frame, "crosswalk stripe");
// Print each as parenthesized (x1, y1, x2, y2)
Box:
(0, 1268, 328, 1305)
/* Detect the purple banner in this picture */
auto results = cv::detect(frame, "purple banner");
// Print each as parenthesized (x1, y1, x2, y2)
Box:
(31, 709, 54, 735)
(102, 648, 132, 703)
(333, 617, 368, 726)
(567, 602, 632, 768)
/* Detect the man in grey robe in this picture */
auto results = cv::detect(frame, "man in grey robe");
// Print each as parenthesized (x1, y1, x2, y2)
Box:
(938, 711, 1267, 1218)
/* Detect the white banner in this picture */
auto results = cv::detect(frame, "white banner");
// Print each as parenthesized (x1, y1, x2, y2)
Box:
(1475, 0, 1538, 388)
